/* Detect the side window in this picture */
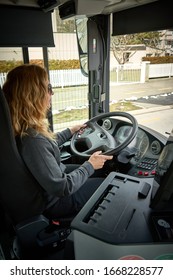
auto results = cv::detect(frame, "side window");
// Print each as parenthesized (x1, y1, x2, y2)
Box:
(0, 48, 23, 88)
(48, 10, 89, 132)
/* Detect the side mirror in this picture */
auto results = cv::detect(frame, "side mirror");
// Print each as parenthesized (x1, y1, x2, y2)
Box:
(75, 17, 88, 76)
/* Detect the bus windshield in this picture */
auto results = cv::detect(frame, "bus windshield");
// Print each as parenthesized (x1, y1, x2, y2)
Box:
(75, 16, 173, 137)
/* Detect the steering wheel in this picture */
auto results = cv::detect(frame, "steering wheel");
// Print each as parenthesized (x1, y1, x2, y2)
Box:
(70, 112, 138, 158)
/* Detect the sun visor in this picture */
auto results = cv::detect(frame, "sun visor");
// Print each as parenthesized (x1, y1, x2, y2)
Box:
(0, 5, 55, 47)
(112, 0, 173, 36)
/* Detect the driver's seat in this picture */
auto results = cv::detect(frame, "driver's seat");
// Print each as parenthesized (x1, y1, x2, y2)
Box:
(0, 87, 72, 259)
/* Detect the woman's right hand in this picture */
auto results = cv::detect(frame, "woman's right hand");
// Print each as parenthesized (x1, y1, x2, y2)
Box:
(88, 151, 113, 170)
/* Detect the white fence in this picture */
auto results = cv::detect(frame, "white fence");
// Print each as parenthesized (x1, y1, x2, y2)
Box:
(50, 69, 88, 88)
(115, 63, 141, 83)
(0, 69, 88, 88)
(114, 62, 173, 83)
(0, 63, 173, 88)
(149, 63, 173, 78)
(0, 72, 7, 88)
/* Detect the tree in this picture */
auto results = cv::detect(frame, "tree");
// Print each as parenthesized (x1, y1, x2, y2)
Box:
(55, 9, 75, 33)
(110, 31, 163, 64)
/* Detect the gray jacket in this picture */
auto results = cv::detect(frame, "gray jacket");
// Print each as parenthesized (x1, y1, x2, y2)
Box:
(18, 128, 94, 209)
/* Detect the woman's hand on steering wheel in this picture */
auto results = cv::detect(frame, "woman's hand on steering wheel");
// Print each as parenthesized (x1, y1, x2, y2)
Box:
(70, 124, 87, 135)
(88, 151, 113, 170)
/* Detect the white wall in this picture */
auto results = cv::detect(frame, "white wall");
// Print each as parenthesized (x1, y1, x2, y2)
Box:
(0, 34, 79, 61)
(0, 34, 147, 65)
(48, 33, 79, 60)
(0, 48, 23, 60)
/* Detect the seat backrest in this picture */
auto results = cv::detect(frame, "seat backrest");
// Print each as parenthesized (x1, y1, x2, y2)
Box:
(0, 88, 46, 224)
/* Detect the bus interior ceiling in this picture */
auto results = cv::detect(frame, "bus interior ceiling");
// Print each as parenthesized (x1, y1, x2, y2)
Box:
(0, 0, 161, 63)
(0, 1, 172, 45)
(0, 1, 161, 14)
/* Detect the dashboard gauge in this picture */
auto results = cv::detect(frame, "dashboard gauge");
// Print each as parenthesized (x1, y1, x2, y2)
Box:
(138, 133, 149, 157)
(134, 149, 141, 160)
(116, 125, 132, 143)
(151, 140, 162, 155)
(102, 119, 112, 130)
(157, 143, 173, 176)
(116, 126, 150, 159)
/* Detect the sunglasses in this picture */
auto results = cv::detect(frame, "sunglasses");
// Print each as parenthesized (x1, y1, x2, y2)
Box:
(48, 83, 54, 95)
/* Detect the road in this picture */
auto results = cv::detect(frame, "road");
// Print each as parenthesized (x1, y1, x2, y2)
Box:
(111, 78, 173, 136)
(52, 77, 173, 135)
(52, 77, 173, 111)
(131, 105, 173, 136)
(109, 77, 173, 102)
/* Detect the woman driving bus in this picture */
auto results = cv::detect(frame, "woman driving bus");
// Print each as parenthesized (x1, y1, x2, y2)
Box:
(2, 64, 112, 220)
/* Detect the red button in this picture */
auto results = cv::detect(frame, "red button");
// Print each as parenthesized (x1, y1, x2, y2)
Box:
(144, 172, 149, 176)
(138, 171, 143, 175)
(151, 170, 156, 175)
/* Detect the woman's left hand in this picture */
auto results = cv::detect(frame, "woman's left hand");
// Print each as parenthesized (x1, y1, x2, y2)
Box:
(70, 124, 87, 135)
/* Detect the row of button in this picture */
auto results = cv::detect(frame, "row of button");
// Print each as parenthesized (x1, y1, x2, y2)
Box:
(137, 158, 157, 170)
(137, 158, 158, 176)
(138, 170, 156, 176)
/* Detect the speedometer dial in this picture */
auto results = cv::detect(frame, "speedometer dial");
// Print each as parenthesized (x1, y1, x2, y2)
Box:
(116, 125, 132, 144)
(135, 130, 149, 159)
(102, 119, 112, 130)
(157, 143, 173, 176)
(138, 135, 149, 155)
(116, 126, 149, 159)
(151, 140, 161, 155)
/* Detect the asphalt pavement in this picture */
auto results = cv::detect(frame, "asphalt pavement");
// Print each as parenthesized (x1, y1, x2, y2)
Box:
(53, 77, 173, 132)
(110, 77, 173, 135)
(110, 77, 173, 107)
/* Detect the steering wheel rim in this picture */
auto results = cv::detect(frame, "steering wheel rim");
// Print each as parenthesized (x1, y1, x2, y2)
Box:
(70, 111, 138, 158)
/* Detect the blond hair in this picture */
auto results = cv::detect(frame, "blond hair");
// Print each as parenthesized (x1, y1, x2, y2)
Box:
(3, 64, 54, 139)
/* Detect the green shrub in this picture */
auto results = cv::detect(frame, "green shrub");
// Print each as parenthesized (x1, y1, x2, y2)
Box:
(142, 56, 173, 64)
(0, 59, 80, 72)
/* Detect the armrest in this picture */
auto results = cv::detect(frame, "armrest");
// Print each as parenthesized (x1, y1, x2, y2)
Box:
(15, 215, 50, 248)
(15, 215, 72, 250)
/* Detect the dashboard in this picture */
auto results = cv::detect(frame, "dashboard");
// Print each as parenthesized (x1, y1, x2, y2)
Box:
(61, 116, 168, 179)
(99, 117, 167, 178)
(116, 125, 161, 158)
